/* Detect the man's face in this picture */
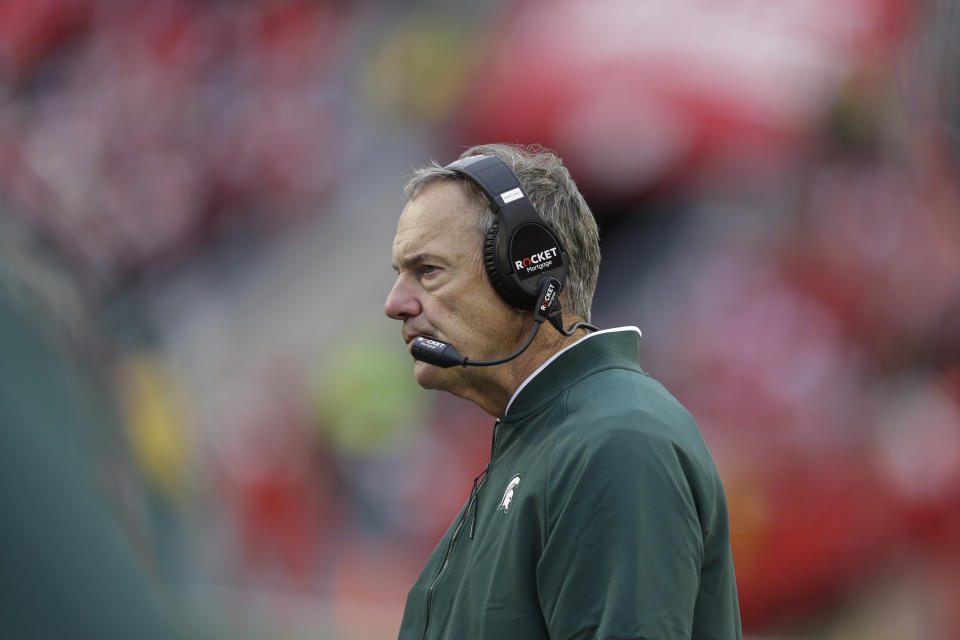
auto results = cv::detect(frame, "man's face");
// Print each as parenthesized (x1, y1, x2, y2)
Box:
(385, 181, 523, 393)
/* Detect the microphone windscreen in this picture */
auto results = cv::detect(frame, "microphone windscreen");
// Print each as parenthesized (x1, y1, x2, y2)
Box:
(411, 337, 465, 368)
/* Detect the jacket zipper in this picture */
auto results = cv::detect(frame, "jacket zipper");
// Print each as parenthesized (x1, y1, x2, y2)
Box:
(469, 417, 503, 538)
(422, 419, 502, 640)
(489, 418, 502, 462)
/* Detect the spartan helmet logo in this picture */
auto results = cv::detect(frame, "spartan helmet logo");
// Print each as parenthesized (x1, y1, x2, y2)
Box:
(498, 475, 522, 513)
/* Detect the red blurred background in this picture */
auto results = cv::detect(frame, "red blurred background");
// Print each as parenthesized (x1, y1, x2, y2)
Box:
(1, 1, 958, 638)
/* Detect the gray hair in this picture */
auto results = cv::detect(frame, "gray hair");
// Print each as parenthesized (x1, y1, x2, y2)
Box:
(404, 143, 601, 321)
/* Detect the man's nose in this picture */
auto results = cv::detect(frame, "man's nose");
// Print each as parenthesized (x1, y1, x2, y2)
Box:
(384, 276, 421, 320)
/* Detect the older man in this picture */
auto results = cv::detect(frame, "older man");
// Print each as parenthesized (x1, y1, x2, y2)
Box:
(385, 143, 741, 640)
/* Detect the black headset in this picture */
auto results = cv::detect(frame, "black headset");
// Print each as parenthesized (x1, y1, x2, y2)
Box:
(444, 154, 568, 310)
(410, 154, 596, 368)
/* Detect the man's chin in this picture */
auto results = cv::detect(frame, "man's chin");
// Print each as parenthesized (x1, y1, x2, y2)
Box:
(413, 359, 447, 390)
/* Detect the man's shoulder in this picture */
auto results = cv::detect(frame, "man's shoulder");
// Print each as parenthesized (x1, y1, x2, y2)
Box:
(552, 366, 712, 467)
(564, 365, 693, 429)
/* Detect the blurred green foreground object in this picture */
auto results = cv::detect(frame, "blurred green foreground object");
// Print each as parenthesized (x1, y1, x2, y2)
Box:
(0, 287, 182, 640)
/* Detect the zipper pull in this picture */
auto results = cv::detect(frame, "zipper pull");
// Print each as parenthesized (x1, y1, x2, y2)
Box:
(468, 463, 489, 539)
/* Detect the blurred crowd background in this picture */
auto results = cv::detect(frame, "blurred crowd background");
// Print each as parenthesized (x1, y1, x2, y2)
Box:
(1, 0, 959, 638)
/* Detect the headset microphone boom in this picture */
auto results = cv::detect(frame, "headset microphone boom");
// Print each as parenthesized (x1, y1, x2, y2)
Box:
(411, 277, 576, 368)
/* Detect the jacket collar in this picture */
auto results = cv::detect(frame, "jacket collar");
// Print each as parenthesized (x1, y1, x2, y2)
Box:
(503, 327, 643, 419)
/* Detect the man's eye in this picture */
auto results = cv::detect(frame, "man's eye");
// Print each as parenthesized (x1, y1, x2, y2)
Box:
(421, 265, 439, 275)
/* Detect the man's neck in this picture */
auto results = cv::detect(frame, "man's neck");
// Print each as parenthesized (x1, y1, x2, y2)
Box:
(461, 315, 591, 417)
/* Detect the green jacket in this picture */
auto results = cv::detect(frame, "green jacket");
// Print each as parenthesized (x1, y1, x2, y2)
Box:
(398, 328, 741, 640)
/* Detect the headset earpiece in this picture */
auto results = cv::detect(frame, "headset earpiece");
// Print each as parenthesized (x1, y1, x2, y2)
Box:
(446, 154, 567, 310)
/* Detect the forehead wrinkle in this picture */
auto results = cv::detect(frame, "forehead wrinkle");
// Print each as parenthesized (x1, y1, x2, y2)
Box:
(392, 180, 487, 272)
(393, 222, 482, 272)
(392, 222, 445, 267)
